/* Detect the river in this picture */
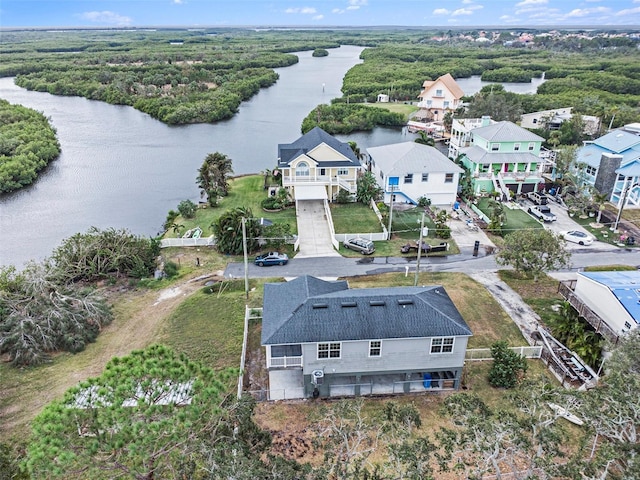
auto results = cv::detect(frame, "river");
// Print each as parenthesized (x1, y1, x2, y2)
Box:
(0, 45, 543, 267)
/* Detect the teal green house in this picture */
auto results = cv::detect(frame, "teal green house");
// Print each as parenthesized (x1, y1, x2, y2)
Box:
(448, 116, 549, 199)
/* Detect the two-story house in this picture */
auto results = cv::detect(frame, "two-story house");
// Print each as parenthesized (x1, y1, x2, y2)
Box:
(261, 275, 472, 400)
(520, 108, 601, 136)
(367, 141, 463, 206)
(449, 116, 548, 198)
(277, 126, 363, 204)
(416, 73, 464, 122)
(575, 125, 640, 210)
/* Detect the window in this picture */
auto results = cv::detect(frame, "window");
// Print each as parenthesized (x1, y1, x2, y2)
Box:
(528, 142, 535, 151)
(404, 173, 413, 184)
(443, 101, 450, 109)
(533, 118, 538, 124)
(514, 143, 521, 151)
(435, 89, 443, 97)
(296, 161, 309, 176)
(426, 100, 432, 107)
(337, 168, 349, 176)
(586, 165, 597, 176)
(318, 342, 341, 359)
(445, 173, 454, 183)
(422, 173, 429, 182)
(320, 168, 326, 176)
(369, 340, 381, 357)
(625, 321, 632, 329)
(491, 143, 500, 151)
(431, 337, 454, 353)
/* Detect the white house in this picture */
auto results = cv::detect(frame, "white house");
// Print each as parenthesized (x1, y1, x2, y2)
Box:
(367, 142, 463, 206)
(572, 271, 640, 336)
(520, 108, 601, 136)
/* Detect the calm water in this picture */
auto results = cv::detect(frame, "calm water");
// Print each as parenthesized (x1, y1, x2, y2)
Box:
(0, 47, 542, 267)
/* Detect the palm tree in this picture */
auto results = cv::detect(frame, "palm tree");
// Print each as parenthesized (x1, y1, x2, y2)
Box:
(196, 152, 234, 203)
(591, 190, 609, 224)
(414, 131, 435, 146)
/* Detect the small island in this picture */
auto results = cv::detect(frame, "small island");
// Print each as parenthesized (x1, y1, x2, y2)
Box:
(312, 48, 329, 57)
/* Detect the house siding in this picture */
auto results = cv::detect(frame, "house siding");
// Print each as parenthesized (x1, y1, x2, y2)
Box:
(574, 276, 634, 334)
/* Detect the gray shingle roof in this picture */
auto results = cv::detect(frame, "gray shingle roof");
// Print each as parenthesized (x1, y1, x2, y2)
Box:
(472, 121, 544, 143)
(367, 142, 463, 176)
(277, 126, 360, 167)
(261, 275, 472, 345)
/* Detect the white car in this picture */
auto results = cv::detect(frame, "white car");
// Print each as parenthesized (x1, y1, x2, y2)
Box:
(561, 230, 593, 246)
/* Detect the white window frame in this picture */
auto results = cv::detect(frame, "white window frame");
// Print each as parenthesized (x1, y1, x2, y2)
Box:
(318, 342, 341, 359)
(369, 340, 382, 357)
(528, 142, 535, 151)
(296, 161, 310, 177)
(337, 168, 349, 176)
(435, 89, 443, 97)
(586, 165, 597, 176)
(491, 143, 500, 152)
(445, 173, 454, 183)
(514, 143, 521, 151)
(422, 173, 429, 182)
(430, 337, 454, 354)
(404, 173, 413, 184)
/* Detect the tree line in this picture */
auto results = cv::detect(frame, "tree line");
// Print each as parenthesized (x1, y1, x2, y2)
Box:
(0, 99, 60, 193)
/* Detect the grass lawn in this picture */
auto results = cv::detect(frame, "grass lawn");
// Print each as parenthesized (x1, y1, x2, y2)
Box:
(477, 197, 543, 235)
(330, 202, 382, 234)
(363, 102, 419, 120)
(570, 212, 638, 248)
(165, 175, 297, 238)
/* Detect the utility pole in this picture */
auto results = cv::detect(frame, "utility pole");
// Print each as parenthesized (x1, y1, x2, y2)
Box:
(613, 179, 639, 233)
(387, 185, 395, 240)
(242, 217, 249, 299)
(414, 212, 425, 286)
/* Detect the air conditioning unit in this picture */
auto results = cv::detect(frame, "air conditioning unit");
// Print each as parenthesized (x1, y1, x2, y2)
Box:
(312, 369, 324, 385)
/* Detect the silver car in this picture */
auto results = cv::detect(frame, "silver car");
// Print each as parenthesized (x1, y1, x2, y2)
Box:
(343, 237, 375, 255)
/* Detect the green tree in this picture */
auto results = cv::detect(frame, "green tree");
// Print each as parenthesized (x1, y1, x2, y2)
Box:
(488, 340, 528, 388)
(25, 345, 235, 479)
(212, 207, 260, 255)
(356, 171, 383, 205)
(487, 199, 505, 235)
(177, 199, 197, 219)
(414, 131, 435, 146)
(496, 229, 570, 280)
(433, 210, 451, 239)
(196, 152, 234, 203)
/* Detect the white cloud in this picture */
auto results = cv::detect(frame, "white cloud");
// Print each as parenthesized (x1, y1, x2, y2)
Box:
(347, 5, 360, 10)
(348, 0, 368, 5)
(313, 14, 324, 20)
(565, 6, 609, 18)
(462, 0, 474, 3)
(78, 11, 132, 26)
(332, 8, 344, 14)
(615, 6, 640, 15)
(452, 8, 473, 16)
(433, 8, 450, 15)
(172, 0, 184, 4)
(516, 0, 547, 6)
(285, 7, 317, 14)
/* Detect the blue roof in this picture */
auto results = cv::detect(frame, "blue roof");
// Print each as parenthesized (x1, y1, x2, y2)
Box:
(580, 271, 640, 324)
(577, 130, 640, 170)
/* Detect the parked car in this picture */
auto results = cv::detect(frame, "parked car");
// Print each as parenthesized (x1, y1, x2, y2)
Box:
(343, 237, 375, 255)
(528, 205, 557, 222)
(254, 252, 288, 266)
(560, 230, 594, 246)
(527, 191, 548, 205)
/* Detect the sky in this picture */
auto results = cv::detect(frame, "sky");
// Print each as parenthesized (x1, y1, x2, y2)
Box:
(1, 0, 640, 29)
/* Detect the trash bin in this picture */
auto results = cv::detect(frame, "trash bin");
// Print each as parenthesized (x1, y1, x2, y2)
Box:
(423, 373, 432, 388)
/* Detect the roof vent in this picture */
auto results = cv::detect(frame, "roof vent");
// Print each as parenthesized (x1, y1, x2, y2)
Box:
(312, 303, 328, 309)
(341, 301, 357, 308)
(397, 299, 414, 305)
(369, 300, 386, 307)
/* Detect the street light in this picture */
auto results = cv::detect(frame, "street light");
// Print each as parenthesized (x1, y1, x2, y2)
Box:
(612, 178, 639, 233)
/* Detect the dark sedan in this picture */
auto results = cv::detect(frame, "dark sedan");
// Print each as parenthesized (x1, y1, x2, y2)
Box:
(254, 252, 289, 267)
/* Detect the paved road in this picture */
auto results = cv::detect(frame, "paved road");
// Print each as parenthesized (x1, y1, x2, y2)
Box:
(224, 245, 640, 279)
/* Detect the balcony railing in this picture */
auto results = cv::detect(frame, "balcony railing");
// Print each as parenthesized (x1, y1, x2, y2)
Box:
(268, 356, 303, 368)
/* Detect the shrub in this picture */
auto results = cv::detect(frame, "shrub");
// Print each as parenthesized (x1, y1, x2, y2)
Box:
(488, 340, 528, 388)
(177, 199, 197, 219)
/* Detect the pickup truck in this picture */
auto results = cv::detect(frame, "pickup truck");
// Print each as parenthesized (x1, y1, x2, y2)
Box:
(528, 205, 557, 222)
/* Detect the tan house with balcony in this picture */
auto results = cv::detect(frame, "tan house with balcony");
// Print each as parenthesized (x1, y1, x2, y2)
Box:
(277, 127, 363, 204)
(416, 73, 464, 122)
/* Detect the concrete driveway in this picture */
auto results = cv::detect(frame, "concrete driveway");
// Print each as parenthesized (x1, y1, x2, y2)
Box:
(295, 200, 341, 258)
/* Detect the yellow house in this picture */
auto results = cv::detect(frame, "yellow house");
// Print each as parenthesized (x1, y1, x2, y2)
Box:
(277, 127, 363, 203)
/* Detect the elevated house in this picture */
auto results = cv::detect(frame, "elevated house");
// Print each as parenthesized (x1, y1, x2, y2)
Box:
(575, 125, 640, 210)
(558, 271, 640, 344)
(449, 116, 549, 198)
(261, 275, 472, 400)
(277, 127, 363, 204)
(520, 108, 601, 136)
(367, 141, 463, 206)
(416, 73, 464, 122)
